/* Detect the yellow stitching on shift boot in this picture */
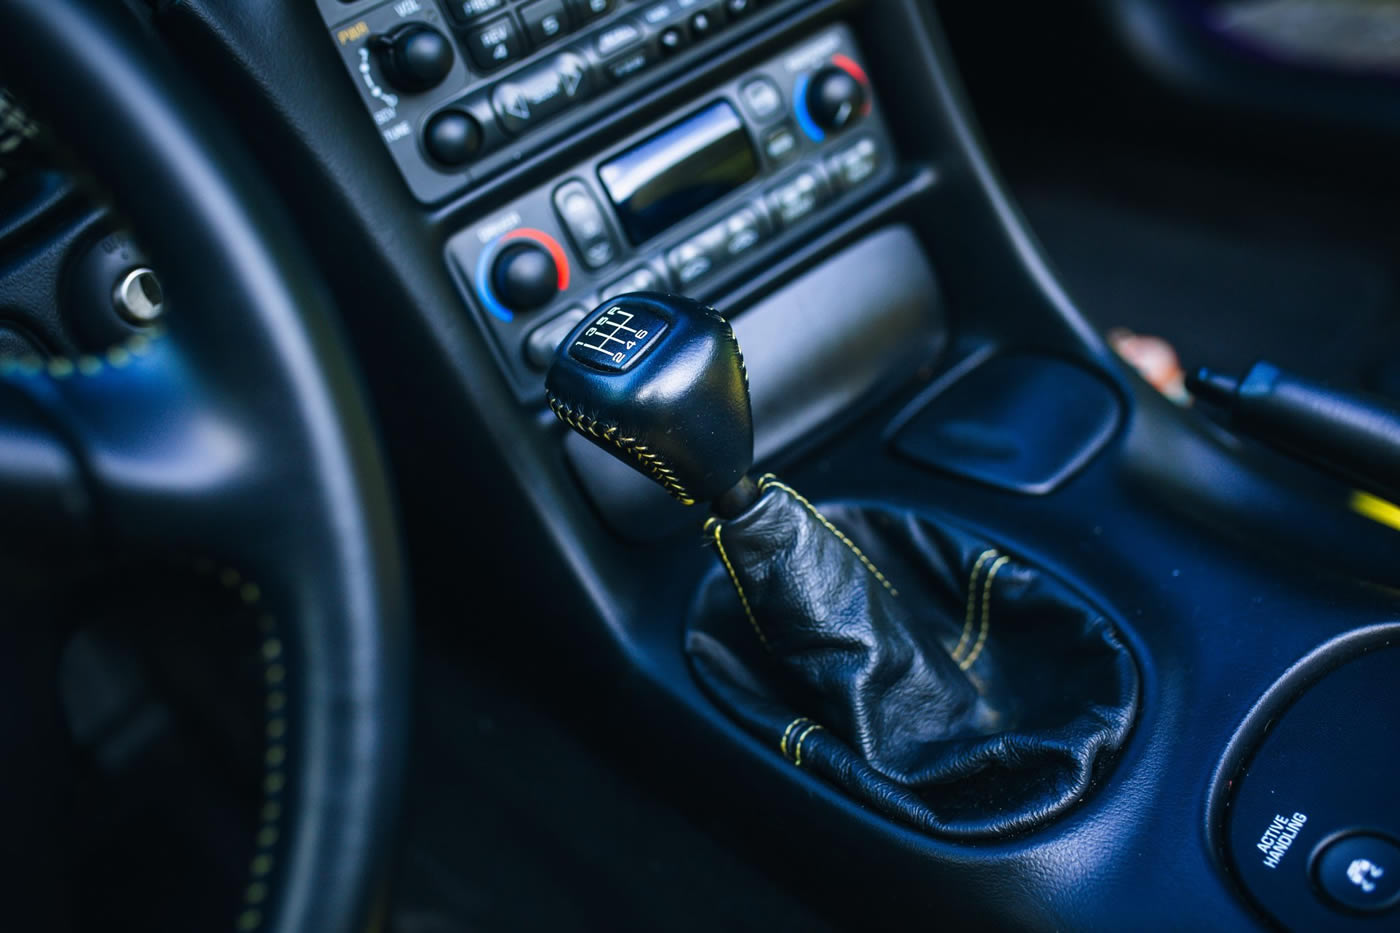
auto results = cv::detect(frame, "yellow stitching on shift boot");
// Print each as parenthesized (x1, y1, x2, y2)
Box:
(960, 555, 1010, 670)
(756, 477, 899, 596)
(711, 520, 769, 649)
(780, 717, 811, 759)
(793, 723, 823, 766)
(952, 549, 999, 662)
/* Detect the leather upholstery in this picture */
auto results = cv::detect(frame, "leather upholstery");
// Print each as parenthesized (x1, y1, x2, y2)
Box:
(546, 293, 752, 505)
(688, 477, 1139, 838)
(0, 3, 410, 931)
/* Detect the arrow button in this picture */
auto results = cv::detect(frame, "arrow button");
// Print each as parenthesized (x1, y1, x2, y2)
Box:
(490, 51, 593, 136)
(559, 56, 585, 97)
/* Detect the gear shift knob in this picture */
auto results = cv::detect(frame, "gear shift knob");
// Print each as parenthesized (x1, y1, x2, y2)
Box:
(545, 292, 753, 507)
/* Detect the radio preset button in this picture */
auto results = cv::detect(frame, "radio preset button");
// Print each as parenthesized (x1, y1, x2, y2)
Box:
(825, 136, 880, 191)
(643, 3, 677, 25)
(448, 0, 507, 25)
(491, 51, 591, 135)
(521, 0, 570, 46)
(466, 16, 525, 71)
(695, 223, 728, 256)
(740, 78, 783, 124)
(762, 124, 798, 164)
(604, 49, 654, 82)
(658, 26, 687, 55)
(553, 180, 617, 270)
(595, 20, 643, 57)
(766, 168, 830, 229)
(716, 207, 763, 260)
(601, 265, 664, 301)
(666, 238, 715, 288)
(724, 0, 754, 17)
(688, 9, 720, 40)
(568, 0, 612, 23)
(665, 205, 766, 288)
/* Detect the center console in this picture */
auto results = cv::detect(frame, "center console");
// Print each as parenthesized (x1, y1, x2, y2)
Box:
(214, 0, 1400, 928)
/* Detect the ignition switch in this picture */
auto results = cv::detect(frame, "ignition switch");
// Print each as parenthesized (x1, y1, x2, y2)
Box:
(64, 228, 166, 350)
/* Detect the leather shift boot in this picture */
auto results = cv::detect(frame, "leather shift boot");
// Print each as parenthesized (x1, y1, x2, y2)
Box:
(686, 475, 1139, 838)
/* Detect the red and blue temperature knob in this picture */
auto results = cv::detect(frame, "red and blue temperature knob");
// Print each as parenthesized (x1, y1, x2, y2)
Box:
(794, 54, 871, 143)
(476, 228, 571, 322)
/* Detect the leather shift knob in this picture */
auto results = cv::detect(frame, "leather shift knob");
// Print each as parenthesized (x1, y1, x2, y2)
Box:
(545, 293, 753, 505)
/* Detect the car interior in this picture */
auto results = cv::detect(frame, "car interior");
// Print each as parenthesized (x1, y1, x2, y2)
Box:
(3, 0, 1400, 930)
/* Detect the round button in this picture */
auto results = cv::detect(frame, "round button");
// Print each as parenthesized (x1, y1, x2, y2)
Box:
(689, 10, 717, 39)
(1314, 832, 1400, 913)
(803, 65, 867, 135)
(423, 110, 481, 167)
(658, 26, 686, 56)
(375, 24, 455, 92)
(492, 242, 559, 313)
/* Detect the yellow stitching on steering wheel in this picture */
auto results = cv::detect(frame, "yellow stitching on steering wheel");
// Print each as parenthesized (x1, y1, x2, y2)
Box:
(0, 327, 165, 381)
(194, 563, 287, 933)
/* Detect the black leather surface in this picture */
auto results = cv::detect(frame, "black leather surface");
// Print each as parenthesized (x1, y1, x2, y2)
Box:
(688, 478, 1139, 838)
(546, 293, 752, 505)
(891, 352, 1122, 495)
(0, 2, 410, 931)
(0, 383, 89, 555)
(562, 225, 946, 541)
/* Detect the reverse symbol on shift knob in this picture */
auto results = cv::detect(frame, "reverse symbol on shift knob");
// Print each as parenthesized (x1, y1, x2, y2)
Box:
(568, 304, 667, 372)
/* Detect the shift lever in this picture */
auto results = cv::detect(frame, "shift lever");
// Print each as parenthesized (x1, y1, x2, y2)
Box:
(545, 292, 760, 515)
(547, 292, 1137, 840)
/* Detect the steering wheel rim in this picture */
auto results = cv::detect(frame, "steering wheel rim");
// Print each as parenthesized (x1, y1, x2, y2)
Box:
(0, 2, 410, 931)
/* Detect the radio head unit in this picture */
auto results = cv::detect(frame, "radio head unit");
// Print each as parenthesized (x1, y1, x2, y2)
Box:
(444, 23, 897, 401)
(319, 0, 822, 203)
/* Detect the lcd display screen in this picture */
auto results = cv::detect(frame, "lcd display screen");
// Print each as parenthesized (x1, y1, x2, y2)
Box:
(598, 102, 759, 246)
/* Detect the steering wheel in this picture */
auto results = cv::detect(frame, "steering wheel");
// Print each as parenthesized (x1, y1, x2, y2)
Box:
(0, 2, 409, 931)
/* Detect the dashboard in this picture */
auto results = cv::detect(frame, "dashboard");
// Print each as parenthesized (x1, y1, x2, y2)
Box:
(3, 0, 1400, 929)
(322, 1, 898, 401)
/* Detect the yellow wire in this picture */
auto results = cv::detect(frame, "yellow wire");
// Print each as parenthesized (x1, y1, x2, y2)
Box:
(1351, 490, 1400, 532)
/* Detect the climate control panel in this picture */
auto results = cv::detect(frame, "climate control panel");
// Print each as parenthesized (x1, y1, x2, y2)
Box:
(476, 228, 572, 319)
(444, 24, 895, 401)
(319, 0, 806, 203)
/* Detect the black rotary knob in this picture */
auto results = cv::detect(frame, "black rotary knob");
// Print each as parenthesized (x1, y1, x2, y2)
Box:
(492, 242, 559, 312)
(423, 110, 481, 166)
(804, 65, 866, 134)
(375, 24, 455, 92)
